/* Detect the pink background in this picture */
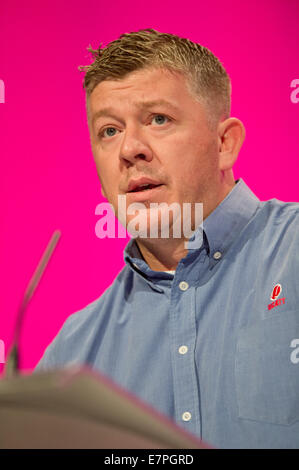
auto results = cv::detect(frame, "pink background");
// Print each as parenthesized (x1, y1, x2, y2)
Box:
(1, 0, 298, 374)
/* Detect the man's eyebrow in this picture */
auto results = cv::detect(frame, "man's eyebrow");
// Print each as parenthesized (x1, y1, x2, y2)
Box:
(135, 99, 180, 111)
(91, 108, 120, 127)
(91, 99, 179, 126)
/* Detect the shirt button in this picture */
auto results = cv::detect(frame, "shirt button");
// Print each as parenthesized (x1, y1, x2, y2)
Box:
(179, 281, 189, 291)
(178, 345, 188, 355)
(213, 251, 222, 260)
(182, 411, 192, 422)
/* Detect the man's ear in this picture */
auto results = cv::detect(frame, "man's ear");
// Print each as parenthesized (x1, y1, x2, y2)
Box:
(217, 118, 246, 171)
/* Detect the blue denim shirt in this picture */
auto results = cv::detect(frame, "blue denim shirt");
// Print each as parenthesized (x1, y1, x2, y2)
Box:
(35, 179, 299, 449)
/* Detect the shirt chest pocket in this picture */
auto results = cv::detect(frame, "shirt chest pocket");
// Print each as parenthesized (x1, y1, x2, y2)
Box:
(235, 310, 299, 426)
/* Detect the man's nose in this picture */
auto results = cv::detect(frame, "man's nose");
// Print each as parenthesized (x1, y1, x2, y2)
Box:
(119, 125, 153, 165)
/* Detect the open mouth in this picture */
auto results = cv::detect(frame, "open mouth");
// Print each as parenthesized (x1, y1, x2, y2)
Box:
(129, 183, 163, 193)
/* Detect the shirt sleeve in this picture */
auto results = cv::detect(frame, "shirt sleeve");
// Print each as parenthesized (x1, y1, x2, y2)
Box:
(33, 334, 60, 373)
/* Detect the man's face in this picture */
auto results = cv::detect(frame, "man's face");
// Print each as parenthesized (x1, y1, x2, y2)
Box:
(88, 66, 222, 237)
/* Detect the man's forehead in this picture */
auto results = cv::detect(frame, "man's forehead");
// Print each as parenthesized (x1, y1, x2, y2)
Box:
(87, 68, 197, 122)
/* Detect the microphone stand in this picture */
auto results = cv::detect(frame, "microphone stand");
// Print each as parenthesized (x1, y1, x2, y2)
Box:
(4, 230, 61, 378)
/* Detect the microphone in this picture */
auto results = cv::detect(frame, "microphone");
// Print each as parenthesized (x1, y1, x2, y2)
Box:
(4, 230, 61, 378)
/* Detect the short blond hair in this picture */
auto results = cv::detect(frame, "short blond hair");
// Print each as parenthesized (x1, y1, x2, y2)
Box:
(78, 29, 231, 129)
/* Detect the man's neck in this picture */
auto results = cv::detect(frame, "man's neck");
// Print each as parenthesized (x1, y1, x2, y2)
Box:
(136, 237, 188, 272)
(135, 179, 237, 272)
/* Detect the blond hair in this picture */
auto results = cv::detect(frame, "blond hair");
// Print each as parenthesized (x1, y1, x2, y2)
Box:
(78, 29, 231, 129)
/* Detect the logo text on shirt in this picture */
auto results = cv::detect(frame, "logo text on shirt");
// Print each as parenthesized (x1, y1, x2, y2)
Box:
(268, 283, 286, 310)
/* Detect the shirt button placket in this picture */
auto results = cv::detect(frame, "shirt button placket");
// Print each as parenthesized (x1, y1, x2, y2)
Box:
(170, 278, 201, 437)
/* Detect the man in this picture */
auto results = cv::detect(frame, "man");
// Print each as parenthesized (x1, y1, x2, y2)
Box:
(35, 29, 299, 449)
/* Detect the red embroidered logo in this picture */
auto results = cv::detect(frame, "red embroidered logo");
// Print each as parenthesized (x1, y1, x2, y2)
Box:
(268, 283, 286, 310)
(270, 284, 282, 301)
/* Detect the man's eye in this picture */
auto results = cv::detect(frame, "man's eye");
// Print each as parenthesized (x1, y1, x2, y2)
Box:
(151, 115, 170, 126)
(99, 127, 118, 138)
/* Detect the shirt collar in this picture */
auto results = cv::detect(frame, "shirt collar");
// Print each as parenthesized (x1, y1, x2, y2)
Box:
(201, 178, 260, 263)
(124, 178, 260, 279)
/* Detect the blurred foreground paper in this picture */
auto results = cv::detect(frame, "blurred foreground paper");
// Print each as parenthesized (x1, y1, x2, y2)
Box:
(0, 366, 210, 449)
